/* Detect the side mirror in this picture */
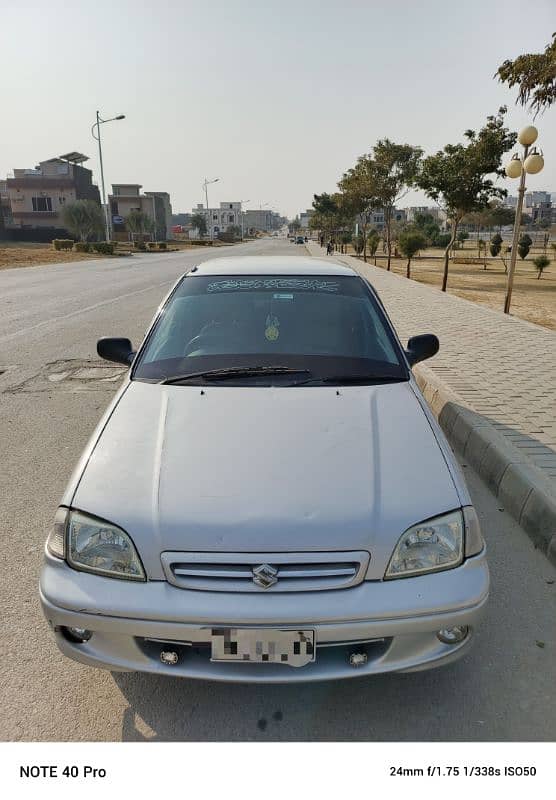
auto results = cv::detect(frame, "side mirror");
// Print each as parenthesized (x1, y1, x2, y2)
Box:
(405, 334, 439, 366)
(97, 337, 135, 366)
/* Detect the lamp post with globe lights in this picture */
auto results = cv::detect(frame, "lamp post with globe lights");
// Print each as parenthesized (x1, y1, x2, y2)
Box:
(503, 125, 544, 314)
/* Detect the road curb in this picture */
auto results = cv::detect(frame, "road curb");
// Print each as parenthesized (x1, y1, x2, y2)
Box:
(414, 364, 556, 566)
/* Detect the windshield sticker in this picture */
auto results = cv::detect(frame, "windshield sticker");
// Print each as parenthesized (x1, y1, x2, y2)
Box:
(207, 279, 340, 293)
(273, 293, 293, 300)
(265, 314, 280, 342)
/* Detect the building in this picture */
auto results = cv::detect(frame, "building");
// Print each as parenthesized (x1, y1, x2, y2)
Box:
(144, 191, 172, 240)
(299, 209, 314, 229)
(171, 212, 192, 227)
(242, 208, 283, 235)
(0, 180, 12, 232)
(191, 202, 242, 238)
(505, 192, 553, 223)
(5, 153, 100, 231)
(525, 191, 551, 206)
(109, 184, 173, 240)
(404, 206, 447, 226)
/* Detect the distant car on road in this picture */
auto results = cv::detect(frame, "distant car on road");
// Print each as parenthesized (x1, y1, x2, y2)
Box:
(40, 256, 488, 682)
(295, 236, 305, 244)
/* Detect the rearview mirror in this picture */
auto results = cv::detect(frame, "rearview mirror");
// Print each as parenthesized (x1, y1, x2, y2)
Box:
(97, 337, 135, 366)
(405, 334, 439, 366)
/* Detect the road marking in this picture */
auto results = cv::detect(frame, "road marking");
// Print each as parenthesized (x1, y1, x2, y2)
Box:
(0, 280, 173, 344)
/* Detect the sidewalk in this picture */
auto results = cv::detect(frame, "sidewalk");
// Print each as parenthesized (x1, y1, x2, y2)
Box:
(307, 242, 556, 562)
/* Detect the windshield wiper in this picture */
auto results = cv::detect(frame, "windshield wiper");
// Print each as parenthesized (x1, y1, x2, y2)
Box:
(290, 374, 406, 386)
(161, 366, 312, 385)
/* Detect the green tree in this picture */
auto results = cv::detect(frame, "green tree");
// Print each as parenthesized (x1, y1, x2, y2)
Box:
(497, 34, 556, 115)
(352, 233, 365, 255)
(518, 233, 532, 260)
(485, 203, 515, 231)
(370, 140, 423, 270)
(533, 254, 550, 279)
(311, 192, 355, 251)
(337, 163, 380, 262)
(398, 229, 428, 279)
(457, 230, 469, 248)
(367, 230, 380, 264)
(413, 212, 440, 244)
(61, 199, 104, 242)
(191, 212, 207, 237)
(416, 107, 517, 291)
(126, 210, 154, 241)
(490, 233, 503, 257)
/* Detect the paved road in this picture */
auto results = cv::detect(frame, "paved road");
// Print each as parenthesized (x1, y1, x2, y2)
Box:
(0, 239, 554, 741)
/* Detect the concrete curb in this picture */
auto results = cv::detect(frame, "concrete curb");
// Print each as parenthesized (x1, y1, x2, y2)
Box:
(414, 364, 556, 566)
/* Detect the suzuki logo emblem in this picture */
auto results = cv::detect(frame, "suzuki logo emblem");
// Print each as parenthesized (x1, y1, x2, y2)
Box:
(252, 563, 278, 589)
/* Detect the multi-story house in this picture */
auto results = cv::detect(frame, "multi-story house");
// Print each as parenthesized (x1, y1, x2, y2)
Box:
(5, 153, 100, 232)
(0, 180, 12, 232)
(192, 202, 242, 238)
(109, 184, 173, 240)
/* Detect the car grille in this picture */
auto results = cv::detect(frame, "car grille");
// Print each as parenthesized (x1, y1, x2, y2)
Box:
(160, 551, 370, 592)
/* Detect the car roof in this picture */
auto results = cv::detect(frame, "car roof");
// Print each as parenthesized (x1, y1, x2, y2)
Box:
(189, 256, 356, 277)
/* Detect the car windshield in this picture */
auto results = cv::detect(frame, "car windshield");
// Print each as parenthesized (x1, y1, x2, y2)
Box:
(133, 273, 408, 384)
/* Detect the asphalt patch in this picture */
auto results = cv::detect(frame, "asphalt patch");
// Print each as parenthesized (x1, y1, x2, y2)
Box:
(6, 359, 127, 393)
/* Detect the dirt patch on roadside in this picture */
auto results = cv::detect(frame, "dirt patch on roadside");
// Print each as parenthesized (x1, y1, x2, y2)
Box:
(0, 244, 106, 270)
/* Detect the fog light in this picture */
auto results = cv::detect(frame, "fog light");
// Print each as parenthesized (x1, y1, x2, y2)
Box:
(349, 652, 368, 668)
(64, 626, 93, 643)
(160, 650, 179, 665)
(437, 626, 469, 645)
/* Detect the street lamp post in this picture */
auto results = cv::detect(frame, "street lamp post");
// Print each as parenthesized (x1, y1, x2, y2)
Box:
(91, 111, 125, 242)
(503, 125, 544, 315)
(203, 177, 219, 239)
(238, 199, 250, 240)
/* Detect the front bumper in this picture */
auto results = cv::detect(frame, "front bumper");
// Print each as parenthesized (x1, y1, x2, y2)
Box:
(40, 551, 489, 682)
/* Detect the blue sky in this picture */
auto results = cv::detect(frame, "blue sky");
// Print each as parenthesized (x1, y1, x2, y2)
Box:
(1, 0, 555, 217)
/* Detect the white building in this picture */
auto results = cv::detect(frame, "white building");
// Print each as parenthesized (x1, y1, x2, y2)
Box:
(192, 201, 242, 238)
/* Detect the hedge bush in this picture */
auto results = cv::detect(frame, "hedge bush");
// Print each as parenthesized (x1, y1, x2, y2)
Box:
(52, 239, 74, 251)
(92, 242, 114, 255)
(158, 241, 167, 250)
(134, 241, 147, 251)
(147, 242, 157, 249)
(74, 242, 91, 253)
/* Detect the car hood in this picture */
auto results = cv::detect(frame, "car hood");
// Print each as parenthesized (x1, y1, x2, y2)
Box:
(72, 380, 461, 579)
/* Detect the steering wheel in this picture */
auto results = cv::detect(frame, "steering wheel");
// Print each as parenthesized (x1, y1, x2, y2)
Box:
(182, 323, 242, 356)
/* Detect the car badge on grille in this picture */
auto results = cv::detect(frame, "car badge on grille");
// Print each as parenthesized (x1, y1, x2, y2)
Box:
(252, 563, 279, 589)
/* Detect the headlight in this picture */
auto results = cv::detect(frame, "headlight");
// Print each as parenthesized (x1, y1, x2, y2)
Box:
(67, 510, 145, 581)
(385, 510, 463, 579)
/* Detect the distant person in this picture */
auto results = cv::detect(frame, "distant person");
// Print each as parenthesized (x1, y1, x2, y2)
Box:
(320, 235, 324, 247)
(326, 240, 333, 256)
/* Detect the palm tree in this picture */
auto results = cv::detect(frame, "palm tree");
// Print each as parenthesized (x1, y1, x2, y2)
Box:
(62, 200, 104, 242)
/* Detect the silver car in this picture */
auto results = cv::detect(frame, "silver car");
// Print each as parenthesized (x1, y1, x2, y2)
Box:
(40, 256, 488, 682)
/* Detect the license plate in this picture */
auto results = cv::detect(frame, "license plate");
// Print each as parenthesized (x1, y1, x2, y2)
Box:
(210, 628, 315, 668)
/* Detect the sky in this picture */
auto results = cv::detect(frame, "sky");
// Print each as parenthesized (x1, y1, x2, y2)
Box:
(1, 0, 555, 219)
